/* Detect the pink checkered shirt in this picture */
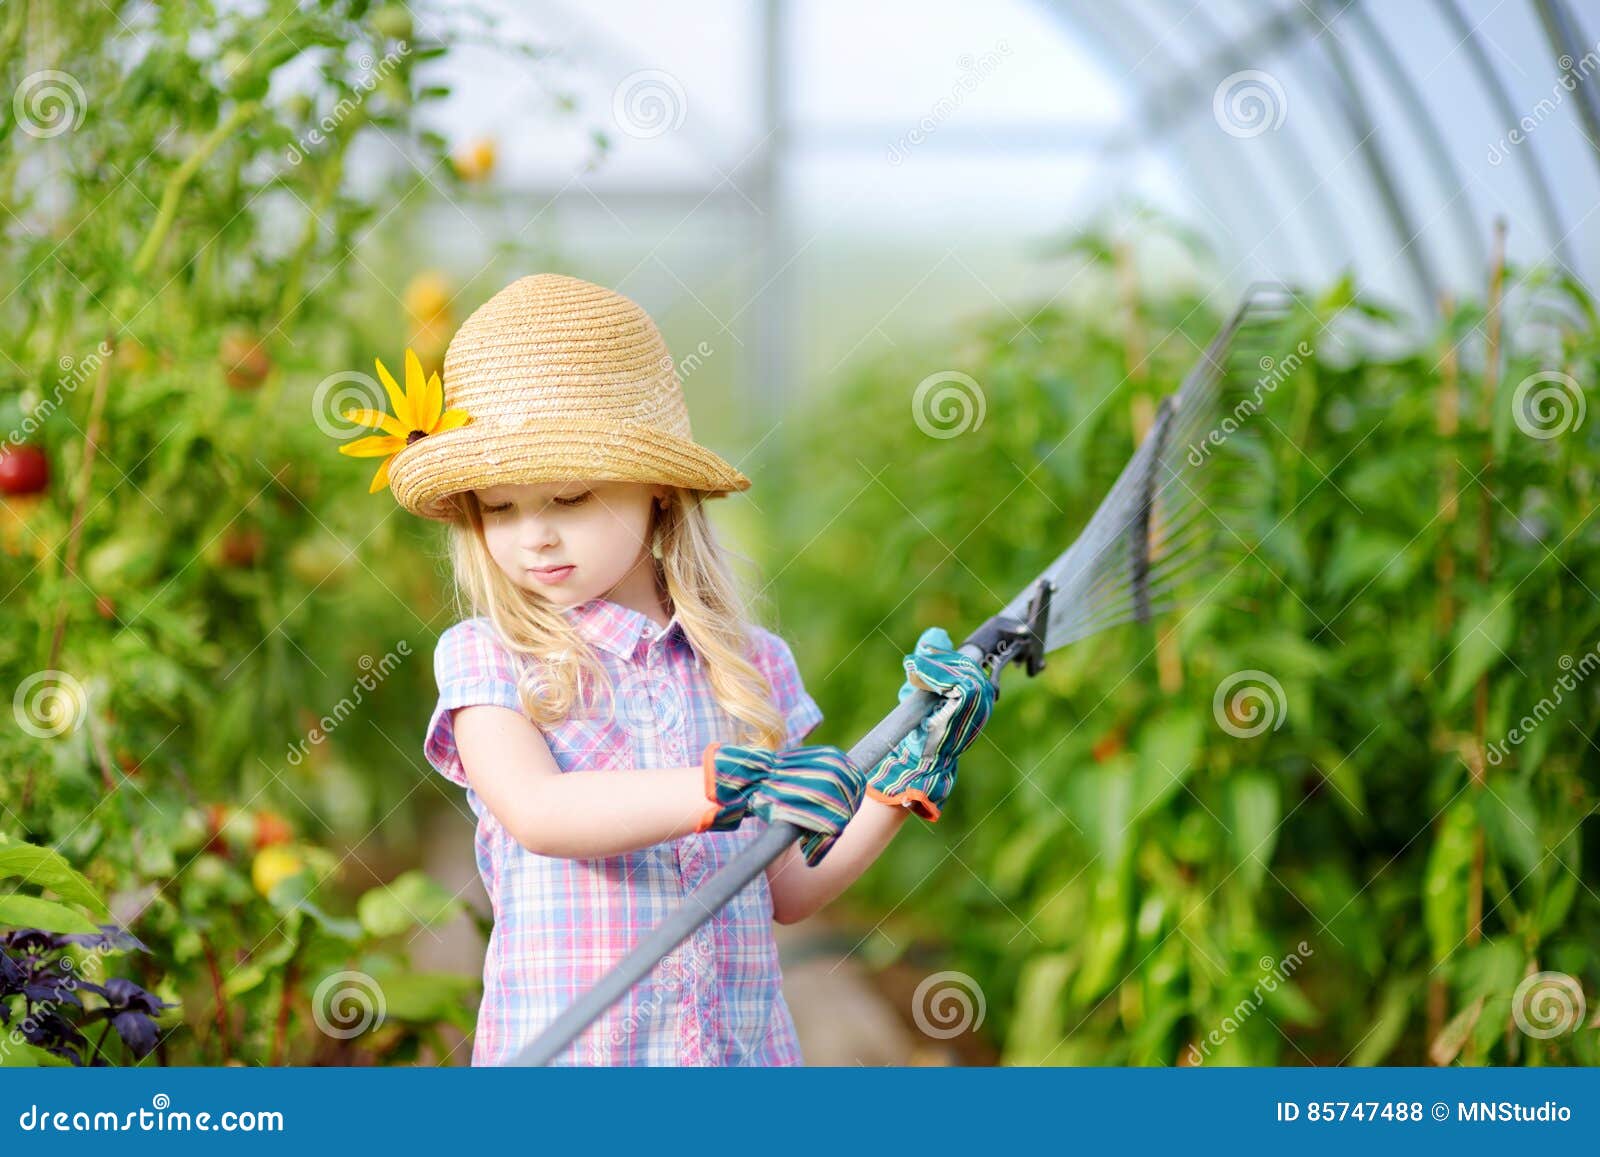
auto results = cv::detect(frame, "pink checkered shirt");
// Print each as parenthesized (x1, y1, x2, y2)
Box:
(424, 596, 825, 1066)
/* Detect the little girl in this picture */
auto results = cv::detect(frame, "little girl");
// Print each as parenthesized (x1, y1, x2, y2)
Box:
(340, 273, 995, 1066)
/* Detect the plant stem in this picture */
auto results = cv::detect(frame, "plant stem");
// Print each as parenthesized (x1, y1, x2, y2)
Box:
(200, 935, 234, 1063)
(86, 1020, 113, 1066)
(23, 330, 116, 812)
(271, 951, 299, 1066)
(131, 102, 259, 277)
(276, 110, 362, 324)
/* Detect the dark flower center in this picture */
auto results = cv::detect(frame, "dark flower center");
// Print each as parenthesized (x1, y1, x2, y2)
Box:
(406, 429, 428, 445)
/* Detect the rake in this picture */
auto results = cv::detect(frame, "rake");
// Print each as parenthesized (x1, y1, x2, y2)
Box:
(509, 281, 1302, 1065)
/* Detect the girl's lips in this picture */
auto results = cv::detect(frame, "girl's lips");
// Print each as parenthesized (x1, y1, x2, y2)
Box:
(528, 565, 575, 585)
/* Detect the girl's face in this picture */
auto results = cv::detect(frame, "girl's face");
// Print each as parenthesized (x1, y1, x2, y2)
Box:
(473, 479, 667, 610)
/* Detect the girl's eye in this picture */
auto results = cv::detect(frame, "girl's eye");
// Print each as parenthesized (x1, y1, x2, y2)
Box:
(553, 491, 592, 507)
(481, 502, 511, 515)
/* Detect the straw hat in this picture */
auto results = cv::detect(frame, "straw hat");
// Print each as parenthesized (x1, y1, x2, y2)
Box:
(385, 273, 751, 521)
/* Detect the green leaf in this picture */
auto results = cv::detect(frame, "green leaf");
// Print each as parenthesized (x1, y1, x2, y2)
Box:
(362, 971, 476, 1029)
(1065, 758, 1134, 866)
(1070, 868, 1130, 1006)
(1443, 595, 1515, 706)
(1424, 799, 1477, 964)
(1348, 980, 1415, 1065)
(1132, 710, 1202, 819)
(1429, 995, 1485, 1066)
(1477, 779, 1542, 880)
(0, 845, 110, 918)
(0, 1041, 73, 1067)
(221, 963, 268, 1000)
(0, 894, 98, 934)
(1000, 952, 1073, 1064)
(357, 870, 463, 939)
(1226, 772, 1280, 892)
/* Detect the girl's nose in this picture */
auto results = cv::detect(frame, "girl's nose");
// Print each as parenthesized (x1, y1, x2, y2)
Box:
(523, 514, 559, 550)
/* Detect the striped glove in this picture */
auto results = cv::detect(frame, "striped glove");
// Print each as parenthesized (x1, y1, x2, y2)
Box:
(697, 741, 866, 866)
(868, 626, 997, 821)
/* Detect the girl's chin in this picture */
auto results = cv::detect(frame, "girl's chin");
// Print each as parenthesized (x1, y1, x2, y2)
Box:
(523, 582, 588, 605)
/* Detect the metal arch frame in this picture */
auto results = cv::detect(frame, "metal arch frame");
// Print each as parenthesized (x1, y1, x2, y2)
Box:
(1307, 0, 1443, 311)
(1143, 0, 1355, 286)
(1041, 0, 1447, 315)
(1043, 1, 1269, 277)
(1433, 0, 1574, 270)
(1341, 0, 1488, 278)
(1533, 0, 1600, 176)
(1079, 0, 1331, 286)
(497, 0, 1598, 397)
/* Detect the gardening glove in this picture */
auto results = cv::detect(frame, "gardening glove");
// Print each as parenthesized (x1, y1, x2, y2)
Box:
(697, 741, 867, 866)
(868, 626, 997, 822)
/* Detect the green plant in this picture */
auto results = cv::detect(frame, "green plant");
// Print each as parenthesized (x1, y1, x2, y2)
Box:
(769, 225, 1600, 1066)
(0, 0, 501, 1064)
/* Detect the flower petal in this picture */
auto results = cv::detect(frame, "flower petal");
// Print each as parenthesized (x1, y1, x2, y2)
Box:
(339, 434, 406, 458)
(342, 408, 407, 439)
(433, 408, 472, 433)
(403, 348, 426, 429)
(368, 455, 394, 494)
(423, 371, 444, 429)
(374, 356, 408, 421)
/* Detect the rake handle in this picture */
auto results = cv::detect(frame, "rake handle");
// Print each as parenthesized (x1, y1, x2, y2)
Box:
(508, 641, 994, 1066)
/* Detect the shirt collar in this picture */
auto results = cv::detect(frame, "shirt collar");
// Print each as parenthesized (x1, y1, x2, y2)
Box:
(561, 596, 691, 660)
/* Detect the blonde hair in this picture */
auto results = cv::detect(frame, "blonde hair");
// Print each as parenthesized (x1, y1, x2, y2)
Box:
(441, 486, 787, 751)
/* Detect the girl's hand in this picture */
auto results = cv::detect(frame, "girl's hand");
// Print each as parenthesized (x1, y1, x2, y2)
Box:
(868, 626, 997, 821)
(699, 741, 866, 866)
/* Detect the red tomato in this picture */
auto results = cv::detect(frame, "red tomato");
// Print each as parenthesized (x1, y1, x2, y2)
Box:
(0, 444, 49, 496)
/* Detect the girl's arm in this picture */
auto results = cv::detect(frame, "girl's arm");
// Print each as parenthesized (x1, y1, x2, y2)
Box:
(455, 700, 907, 917)
(453, 703, 715, 858)
(764, 797, 911, 924)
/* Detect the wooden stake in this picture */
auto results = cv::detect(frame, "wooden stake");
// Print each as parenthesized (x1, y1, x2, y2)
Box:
(1429, 290, 1460, 1056)
(1469, 219, 1507, 954)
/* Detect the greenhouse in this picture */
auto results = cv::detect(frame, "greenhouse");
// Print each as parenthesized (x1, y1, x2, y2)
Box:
(1, 0, 1597, 1091)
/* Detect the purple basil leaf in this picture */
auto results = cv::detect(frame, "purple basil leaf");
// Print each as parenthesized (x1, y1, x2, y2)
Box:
(100, 976, 170, 1014)
(0, 929, 62, 954)
(110, 1010, 159, 1059)
(61, 924, 149, 954)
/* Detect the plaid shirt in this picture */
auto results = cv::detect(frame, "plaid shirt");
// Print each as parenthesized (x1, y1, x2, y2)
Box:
(424, 597, 825, 1066)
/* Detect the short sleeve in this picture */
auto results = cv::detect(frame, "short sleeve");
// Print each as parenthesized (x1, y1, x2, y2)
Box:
(424, 619, 526, 787)
(754, 628, 824, 748)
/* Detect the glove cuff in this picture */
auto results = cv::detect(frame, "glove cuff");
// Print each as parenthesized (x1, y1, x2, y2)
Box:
(865, 783, 943, 822)
(697, 741, 771, 833)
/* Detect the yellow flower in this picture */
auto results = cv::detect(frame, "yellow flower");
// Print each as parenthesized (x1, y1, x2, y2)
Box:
(339, 348, 471, 493)
(452, 137, 496, 182)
